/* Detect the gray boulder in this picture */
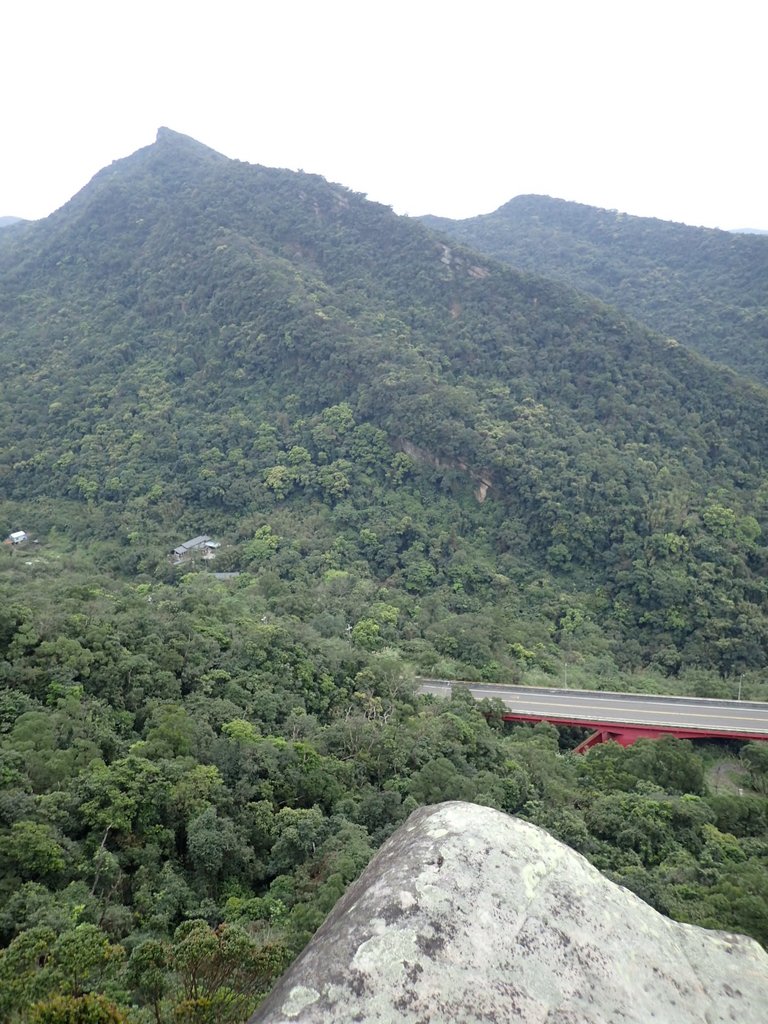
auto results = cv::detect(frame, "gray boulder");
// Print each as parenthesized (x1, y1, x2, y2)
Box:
(251, 801, 768, 1023)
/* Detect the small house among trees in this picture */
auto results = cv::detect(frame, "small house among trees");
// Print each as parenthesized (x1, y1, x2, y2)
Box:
(4, 530, 28, 545)
(171, 535, 221, 564)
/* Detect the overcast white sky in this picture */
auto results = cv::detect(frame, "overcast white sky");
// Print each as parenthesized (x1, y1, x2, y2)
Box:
(2, 1, 766, 228)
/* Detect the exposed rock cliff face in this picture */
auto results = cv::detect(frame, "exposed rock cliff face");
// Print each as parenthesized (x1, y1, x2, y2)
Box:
(251, 802, 768, 1023)
(398, 440, 493, 503)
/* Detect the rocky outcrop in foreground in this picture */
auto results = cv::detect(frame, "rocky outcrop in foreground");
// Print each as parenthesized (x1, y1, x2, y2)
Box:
(251, 801, 768, 1023)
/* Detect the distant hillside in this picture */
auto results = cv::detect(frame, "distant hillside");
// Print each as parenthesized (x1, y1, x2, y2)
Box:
(2, 131, 768, 677)
(422, 196, 768, 382)
(0, 216, 25, 227)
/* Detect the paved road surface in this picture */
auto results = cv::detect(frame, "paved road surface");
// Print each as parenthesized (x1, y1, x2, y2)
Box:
(417, 678, 768, 737)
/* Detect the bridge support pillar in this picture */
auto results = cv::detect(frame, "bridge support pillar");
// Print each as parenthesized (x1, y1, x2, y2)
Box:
(573, 726, 669, 754)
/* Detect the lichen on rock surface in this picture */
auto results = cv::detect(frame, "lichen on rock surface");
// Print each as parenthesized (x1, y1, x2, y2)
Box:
(250, 801, 768, 1023)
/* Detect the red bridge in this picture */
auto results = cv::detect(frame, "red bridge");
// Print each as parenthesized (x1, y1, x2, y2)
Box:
(418, 679, 768, 751)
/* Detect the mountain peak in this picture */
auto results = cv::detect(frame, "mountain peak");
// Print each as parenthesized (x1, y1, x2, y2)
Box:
(123, 126, 231, 173)
(156, 125, 188, 142)
(153, 126, 227, 160)
(51, 127, 232, 221)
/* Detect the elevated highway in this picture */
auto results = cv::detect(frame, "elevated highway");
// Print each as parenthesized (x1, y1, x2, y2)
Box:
(418, 678, 768, 750)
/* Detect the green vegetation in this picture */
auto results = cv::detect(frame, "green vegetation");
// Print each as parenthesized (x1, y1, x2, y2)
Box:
(3, 132, 768, 680)
(1, 556, 767, 1020)
(1, 130, 768, 1019)
(423, 194, 768, 382)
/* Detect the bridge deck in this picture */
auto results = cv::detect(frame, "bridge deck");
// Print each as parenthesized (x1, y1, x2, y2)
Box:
(418, 678, 768, 740)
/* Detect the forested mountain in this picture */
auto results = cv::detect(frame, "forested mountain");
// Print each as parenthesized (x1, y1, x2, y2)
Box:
(3, 131, 768, 1020)
(422, 195, 768, 382)
(3, 129, 768, 678)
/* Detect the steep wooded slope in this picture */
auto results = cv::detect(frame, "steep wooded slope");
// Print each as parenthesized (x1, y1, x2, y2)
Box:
(2, 131, 768, 676)
(423, 195, 768, 382)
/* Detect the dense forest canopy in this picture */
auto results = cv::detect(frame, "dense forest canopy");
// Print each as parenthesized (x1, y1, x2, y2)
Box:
(422, 194, 768, 383)
(2, 130, 768, 1021)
